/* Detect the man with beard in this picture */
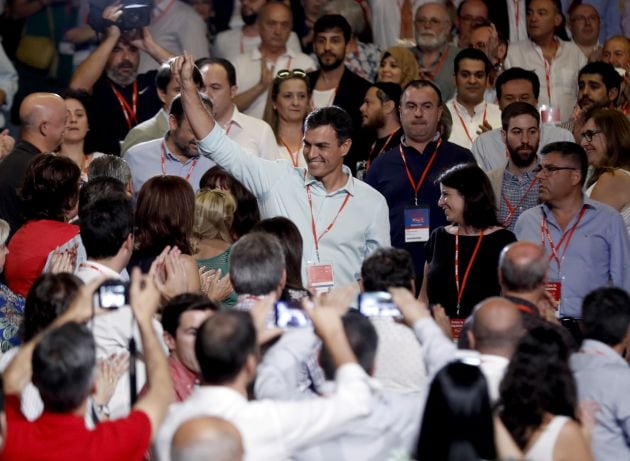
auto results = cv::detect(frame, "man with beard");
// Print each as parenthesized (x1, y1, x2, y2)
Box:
(487, 102, 541, 231)
(576, 61, 621, 112)
(213, 0, 302, 63)
(124, 94, 215, 195)
(410, 2, 460, 101)
(70, 4, 174, 156)
(308, 14, 372, 174)
(357, 82, 403, 178)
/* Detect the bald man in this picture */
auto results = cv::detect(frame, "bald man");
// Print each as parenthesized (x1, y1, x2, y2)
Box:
(171, 416, 244, 461)
(0, 92, 67, 234)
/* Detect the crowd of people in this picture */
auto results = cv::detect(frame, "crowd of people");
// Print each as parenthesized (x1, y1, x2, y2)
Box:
(0, 0, 629, 459)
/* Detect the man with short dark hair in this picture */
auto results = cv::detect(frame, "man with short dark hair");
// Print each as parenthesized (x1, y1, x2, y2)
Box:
(487, 102, 541, 230)
(455, 0, 489, 49)
(365, 80, 473, 286)
(571, 287, 630, 461)
(358, 82, 403, 178)
(577, 61, 621, 113)
(471, 67, 574, 172)
(121, 59, 204, 154)
(176, 53, 389, 289)
(0, 273, 173, 461)
(87, 156, 134, 196)
(515, 141, 630, 322)
(124, 94, 216, 194)
(445, 48, 502, 149)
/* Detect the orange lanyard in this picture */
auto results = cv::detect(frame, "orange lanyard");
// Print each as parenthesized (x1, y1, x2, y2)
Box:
(399, 138, 442, 206)
(501, 177, 538, 227)
(421, 49, 449, 79)
(540, 206, 586, 269)
(454, 228, 485, 315)
(366, 130, 397, 171)
(79, 261, 107, 275)
(306, 175, 351, 262)
(110, 81, 138, 129)
(279, 137, 300, 167)
(161, 141, 198, 182)
(452, 102, 487, 144)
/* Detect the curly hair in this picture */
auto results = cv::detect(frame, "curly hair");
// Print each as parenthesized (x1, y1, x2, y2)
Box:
(499, 325, 578, 450)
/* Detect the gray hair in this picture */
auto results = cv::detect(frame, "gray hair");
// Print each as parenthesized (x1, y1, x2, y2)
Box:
(499, 245, 547, 292)
(229, 232, 285, 296)
(320, 0, 365, 36)
(87, 155, 132, 185)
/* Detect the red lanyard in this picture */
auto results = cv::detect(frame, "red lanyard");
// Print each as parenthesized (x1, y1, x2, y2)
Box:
(501, 177, 538, 227)
(452, 102, 487, 144)
(543, 58, 552, 103)
(366, 130, 397, 172)
(79, 261, 107, 275)
(306, 175, 351, 262)
(399, 138, 442, 206)
(161, 141, 198, 182)
(420, 49, 449, 79)
(515, 303, 534, 314)
(279, 138, 299, 167)
(540, 206, 586, 269)
(514, 0, 520, 38)
(454, 227, 485, 315)
(110, 81, 138, 130)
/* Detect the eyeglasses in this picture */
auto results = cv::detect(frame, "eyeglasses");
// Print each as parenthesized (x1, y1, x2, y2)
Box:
(532, 164, 577, 175)
(277, 69, 307, 79)
(415, 17, 447, 27)
(580, 129, 602, 142)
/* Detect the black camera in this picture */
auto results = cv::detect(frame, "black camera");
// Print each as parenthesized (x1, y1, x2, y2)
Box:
(88, 0, 153, 33)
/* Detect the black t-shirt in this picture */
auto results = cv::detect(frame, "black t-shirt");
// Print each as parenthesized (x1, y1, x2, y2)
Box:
(86, 71, 161, 156)
(425, 226, 516, 318)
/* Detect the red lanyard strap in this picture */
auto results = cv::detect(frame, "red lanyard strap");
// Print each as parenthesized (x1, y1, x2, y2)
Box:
(366, 130, 397, 172)
(399, 138, 442, 206)
(279, 138, 299, 167)
(501, 177, 538, 227)
(455, 227, 485, 315)
(452, 102, 487, 144)
(540, 206, 586, 268)
(110, 80, 138, 130)
(161, 141, 198, 182)
(306, 180, 351, 262)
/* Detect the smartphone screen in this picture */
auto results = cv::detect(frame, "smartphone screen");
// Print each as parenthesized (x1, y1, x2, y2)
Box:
(97, 280, 129, 309)
(275, 301, 312, 328)
(358, 291, 400, 318)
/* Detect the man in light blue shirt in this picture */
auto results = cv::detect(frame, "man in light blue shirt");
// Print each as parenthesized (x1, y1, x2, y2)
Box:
(173, 53, 390, 288)
(570, 287, 630, 461)
(515, 141, 630, 320)
(124, 93, 215, 195)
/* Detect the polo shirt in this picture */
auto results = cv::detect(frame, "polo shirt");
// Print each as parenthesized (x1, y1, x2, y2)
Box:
(409, 44, 460, 102)
(1, 395, 151, 461)
(86, 72, 161, 156)
(364, 136, 475, 282)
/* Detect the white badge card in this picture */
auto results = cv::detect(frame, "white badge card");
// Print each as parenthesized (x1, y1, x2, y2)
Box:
(404, 207, 430, 243)
(306, 262, 335, 294)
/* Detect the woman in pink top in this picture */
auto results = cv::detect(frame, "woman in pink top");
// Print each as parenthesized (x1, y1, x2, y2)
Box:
(5, 155, 80, 297)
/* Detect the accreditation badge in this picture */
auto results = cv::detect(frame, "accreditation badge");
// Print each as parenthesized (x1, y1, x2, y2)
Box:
(404, 207, 430, 243)
(306, 261, 335, 295)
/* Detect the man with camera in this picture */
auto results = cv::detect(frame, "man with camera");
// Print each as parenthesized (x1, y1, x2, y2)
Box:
(70, 4, 173, 156)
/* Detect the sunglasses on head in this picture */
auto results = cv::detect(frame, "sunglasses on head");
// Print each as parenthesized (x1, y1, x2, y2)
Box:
(276, 69, 308, 79)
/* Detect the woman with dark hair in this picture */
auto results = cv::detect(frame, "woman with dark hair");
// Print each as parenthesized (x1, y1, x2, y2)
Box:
(129, 175, 201, 292)
(417, 361, 496, 460)
(420, 163, 516, 321)
(580, 108, 630, 235)
(57, 89, 104, 184)
(262, 69, 311, 168)
(499, 326, 592, 461)
(199, 166, 261, 239)
(252, 217, 309, 300)
(5, 154, 81, 297)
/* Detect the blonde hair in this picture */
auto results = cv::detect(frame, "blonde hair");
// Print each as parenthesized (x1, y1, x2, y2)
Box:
(0, 219, 9, 246)
(192, 190, 237, 249)
(379, 47, 420, 88)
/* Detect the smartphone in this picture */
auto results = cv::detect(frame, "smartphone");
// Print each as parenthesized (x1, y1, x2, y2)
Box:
(274, 300, 312, 328)
(96, 279, 129, 309)
(358, 291, 400, 318)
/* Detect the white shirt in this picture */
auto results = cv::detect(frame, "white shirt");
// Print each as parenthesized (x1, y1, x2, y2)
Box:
(273, 142, 307, 168)
(214, 27, 302, 62)
(75, 260, 122, 283)
(155, 364, 376, 461)
(445, 98, 502, 150)
(504, 39, 587, 122)
(0, 41, 17, 129)
(506, 0, 528, 42)
(234, 48, 316, 119)
(369, 0, 429, 49)
(221, 105, 278, 159)
(471, 124, 575, 172)
(198, 123, 391, 287)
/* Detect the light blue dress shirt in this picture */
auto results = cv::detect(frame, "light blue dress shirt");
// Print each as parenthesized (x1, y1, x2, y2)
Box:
(515, 197, 630, 318)
(198, 123, 391, 287)
(124, 137, 216, 195)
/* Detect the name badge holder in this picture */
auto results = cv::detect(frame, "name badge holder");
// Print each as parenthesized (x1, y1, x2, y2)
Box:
(404, 206, 430, 243)
(307, 261, 335, 295)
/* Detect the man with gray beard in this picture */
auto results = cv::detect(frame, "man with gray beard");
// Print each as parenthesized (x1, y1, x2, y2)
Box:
(410, 2, 460, 101)
(70, 4, 174, 156)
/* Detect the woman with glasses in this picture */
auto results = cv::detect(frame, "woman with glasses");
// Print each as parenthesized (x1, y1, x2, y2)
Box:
(263, 69, 311, 168)
(579, 108, 630, 234)
(420, 163, 516, 325)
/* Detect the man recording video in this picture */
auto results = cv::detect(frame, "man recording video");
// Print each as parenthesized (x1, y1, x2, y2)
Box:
(70, 3, 174, 156)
